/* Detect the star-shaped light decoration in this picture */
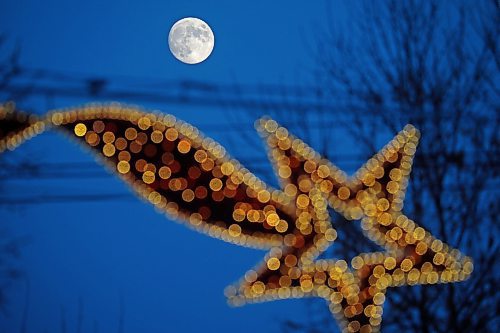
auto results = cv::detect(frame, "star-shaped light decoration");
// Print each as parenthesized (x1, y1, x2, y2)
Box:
(226, 118, 473, 332)
(0, 103, 473, 333)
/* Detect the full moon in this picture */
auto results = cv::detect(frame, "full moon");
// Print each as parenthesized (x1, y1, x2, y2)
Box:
(168, 17, 215, 64)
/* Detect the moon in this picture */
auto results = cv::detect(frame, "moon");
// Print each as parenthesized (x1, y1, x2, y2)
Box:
(168, 17, 215, 64)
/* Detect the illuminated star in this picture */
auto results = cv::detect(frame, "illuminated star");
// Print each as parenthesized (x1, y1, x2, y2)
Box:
(0, 104, 473, 333)
(236, 117, 474, 332)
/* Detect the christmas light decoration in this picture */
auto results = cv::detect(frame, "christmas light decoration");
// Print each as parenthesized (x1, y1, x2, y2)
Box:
(228, 118, 473, 332)
(0, 103, 473, 332)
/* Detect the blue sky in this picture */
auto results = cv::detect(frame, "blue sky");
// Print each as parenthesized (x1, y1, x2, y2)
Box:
(2, 0, 335, 84)
(0, 1, 355, 333)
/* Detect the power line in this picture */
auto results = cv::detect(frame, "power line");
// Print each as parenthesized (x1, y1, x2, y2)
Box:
(3, 67, 497, 122)
(1, 67, 498, 205)
(1, 159, 496, 181)
(1, 184, 497, 206)
(0, 193, 134, 205)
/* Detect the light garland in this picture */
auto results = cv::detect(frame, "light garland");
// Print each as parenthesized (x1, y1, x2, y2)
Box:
(0, 103, 473, 333)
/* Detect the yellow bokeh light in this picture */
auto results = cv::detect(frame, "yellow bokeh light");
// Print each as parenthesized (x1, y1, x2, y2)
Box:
(74, 123, 87, 137)
(142, 170, 155, 184)
(117, 160, 130, 174)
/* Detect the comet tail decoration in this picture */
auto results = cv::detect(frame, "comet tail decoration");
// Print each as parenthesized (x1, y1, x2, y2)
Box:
(0, 103, 473, 333)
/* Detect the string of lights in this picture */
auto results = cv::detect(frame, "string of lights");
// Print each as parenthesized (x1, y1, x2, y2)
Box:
(0, 103, 478, 332)
(225, 118, 473, 332)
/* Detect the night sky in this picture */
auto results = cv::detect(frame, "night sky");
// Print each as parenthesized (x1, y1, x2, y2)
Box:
(0, 1, 357, 333)
(2, 0, 497, 332)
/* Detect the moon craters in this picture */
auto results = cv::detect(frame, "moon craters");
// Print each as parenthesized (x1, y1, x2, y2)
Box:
(168, 17, 215, 64)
